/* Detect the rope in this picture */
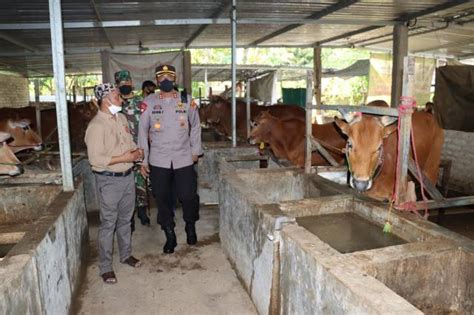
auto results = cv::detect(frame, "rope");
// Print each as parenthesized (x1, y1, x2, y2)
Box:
(391, 96, 429, 218)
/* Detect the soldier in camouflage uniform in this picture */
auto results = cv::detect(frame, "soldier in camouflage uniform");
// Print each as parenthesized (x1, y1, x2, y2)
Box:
(114, 70, 151, 229)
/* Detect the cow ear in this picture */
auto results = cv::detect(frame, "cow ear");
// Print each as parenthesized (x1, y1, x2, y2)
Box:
(379, 116, 397, 127)
(334, 117, 350, 135)
(383, 124, 398, 138)
(0, 131, 11, 142)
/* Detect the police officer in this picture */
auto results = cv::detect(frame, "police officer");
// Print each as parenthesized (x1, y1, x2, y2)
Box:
(138, 64, 202, 254)
(115, 70, 151, 228)
(85, 83, 142, 284)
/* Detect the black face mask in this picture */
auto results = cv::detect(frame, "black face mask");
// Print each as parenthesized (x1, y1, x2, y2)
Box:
(119, 85, 133, 96)
(159, 79, 174, 92)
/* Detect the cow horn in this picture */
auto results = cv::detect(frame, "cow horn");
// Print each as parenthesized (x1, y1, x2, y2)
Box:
(379, 116, 398, 127)
(339, 109, 361, 124)
(0, 131, 11, 143)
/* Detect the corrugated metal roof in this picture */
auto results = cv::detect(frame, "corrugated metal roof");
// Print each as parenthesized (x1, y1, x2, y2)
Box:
(0, 0, 473, 76)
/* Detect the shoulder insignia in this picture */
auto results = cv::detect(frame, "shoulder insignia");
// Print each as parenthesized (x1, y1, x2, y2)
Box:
(173, 92, 178, 98)
(191, 99, 197, 109)
(139, 102, 148, 113)
(159, 93, 163, 99)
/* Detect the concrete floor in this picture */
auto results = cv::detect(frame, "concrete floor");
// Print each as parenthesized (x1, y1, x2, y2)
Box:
(72, 205, 257, 315)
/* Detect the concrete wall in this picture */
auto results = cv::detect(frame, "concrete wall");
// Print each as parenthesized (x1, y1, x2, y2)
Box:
(0, 185, 60, 224)
(198, 144, 258, 204)
(0, 181, 88, 314)
(441, 130, 474, 194)
(0, 72, 29, 108)
(219, 172, 282, 315)
(219, 167, 474, 314)
(279, 225, 422, 315)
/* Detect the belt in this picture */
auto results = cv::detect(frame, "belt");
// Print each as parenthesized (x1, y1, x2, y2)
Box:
(93, 168, 132, 177)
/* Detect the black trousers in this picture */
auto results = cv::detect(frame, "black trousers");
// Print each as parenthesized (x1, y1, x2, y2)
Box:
(150, 164, 200, 228)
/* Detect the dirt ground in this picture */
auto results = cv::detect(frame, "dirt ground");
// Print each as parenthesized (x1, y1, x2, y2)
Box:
(72, 205, 257, 315)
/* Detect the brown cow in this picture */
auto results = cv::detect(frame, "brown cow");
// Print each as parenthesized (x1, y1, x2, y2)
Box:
(248, 111, 346, 167)
(0, 101, 98, 152)
(204, 96, 305, 139)
(0, 119, 43, 153)
(334, 110, 444, 201)
(0, 132, 23, 176)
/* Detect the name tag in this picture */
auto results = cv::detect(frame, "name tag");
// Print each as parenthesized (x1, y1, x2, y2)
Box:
(175, 109, 187, 114)
(152, 110, 163, 114)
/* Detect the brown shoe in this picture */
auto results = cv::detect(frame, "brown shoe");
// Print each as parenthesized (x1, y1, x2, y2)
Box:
(101, 271, 117, 284)
(122, 256, 142, 268)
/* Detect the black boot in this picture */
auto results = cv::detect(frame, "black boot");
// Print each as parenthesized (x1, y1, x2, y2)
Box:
(163, 226, 177, 254)
(185, 222, 197, 245)
(137, 206, 151, 226)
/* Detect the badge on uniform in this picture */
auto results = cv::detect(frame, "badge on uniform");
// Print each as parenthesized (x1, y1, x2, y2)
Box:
(179, 116, 186, 128)
(154, 121, 161, 130)
(176, 102, 186, 114)
(139, 102, 148, 113)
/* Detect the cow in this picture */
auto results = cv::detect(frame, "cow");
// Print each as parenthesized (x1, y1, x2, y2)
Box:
(334, 110, 444, 201)
(0, 132, 23, 176)
(203, 95, 305, 139)
(0, 119, 43, 153)
(248, 111, 346, 167)
(0, 101, 98, 152)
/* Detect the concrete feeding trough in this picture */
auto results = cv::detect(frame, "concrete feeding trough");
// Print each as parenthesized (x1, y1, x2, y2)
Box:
(0, 180, 88, 314)
(198, 143, 265, 204)
(219, 167, 473, 314)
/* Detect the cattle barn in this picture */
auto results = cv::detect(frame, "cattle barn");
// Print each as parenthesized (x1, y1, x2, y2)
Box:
(1, 1, 474, 314)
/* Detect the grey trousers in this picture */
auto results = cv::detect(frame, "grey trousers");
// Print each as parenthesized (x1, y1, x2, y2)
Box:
(95, 172, 135, 274)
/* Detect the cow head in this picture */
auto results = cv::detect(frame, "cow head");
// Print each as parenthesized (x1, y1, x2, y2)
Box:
(0, 132, 24, 176)
(7, 119, 44, 153)
(205, 99, 227, 126)
(76, 100, 99, 121)
(248, 111, 275, 145)
(334, 111, 397, 192)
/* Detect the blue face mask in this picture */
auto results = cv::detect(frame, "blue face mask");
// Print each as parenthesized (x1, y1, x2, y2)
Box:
(159, 79, 174, 92)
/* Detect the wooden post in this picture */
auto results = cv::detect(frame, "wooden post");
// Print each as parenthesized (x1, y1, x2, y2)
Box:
(313, 45, 322, 112)
(305, 70, 313, 174)
(34, 79, 42, 139)
(246, 79, 251, 139)
(394, 106, 412, 205)
(72, 85, 76, 103)
(391, 24, 408, 107)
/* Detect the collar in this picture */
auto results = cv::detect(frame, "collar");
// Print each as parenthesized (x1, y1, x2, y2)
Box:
(98, 109, 117, 120)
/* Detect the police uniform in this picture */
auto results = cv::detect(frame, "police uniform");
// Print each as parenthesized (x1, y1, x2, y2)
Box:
(139, 89, 202, 226)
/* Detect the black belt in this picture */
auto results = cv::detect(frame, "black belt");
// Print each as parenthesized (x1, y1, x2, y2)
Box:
(93, 168, 132, 177)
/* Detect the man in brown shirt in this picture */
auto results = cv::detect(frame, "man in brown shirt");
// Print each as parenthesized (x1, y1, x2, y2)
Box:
(85, 83, 143, 284)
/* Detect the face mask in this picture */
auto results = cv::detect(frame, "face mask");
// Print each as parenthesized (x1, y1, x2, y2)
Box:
(119, 85, 133, 96)
(108, 103, 122, 115)
(159, 79, 174, 92)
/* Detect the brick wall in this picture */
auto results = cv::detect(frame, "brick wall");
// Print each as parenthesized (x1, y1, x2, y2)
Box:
(0, 72, 29, 108)
(441, 130, 474, 194)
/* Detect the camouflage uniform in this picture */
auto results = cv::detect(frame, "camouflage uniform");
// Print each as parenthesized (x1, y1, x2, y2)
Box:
(122, 93, 149, 212)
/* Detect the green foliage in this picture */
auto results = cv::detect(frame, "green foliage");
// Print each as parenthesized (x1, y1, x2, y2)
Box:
(190, 47, 369, 104)
(29, 74, 101, 97)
